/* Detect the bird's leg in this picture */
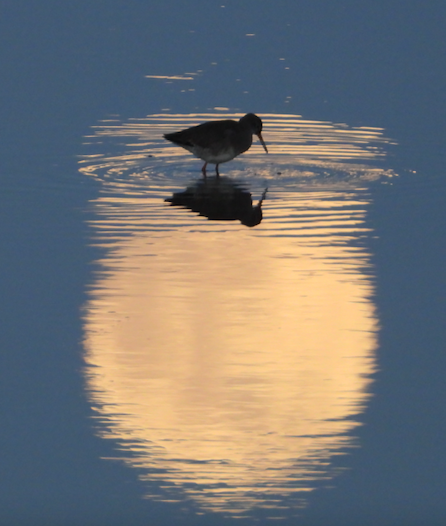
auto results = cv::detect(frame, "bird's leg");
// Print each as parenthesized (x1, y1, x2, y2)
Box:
(215, 164, 220, 178)
(201, 162, 207, 178)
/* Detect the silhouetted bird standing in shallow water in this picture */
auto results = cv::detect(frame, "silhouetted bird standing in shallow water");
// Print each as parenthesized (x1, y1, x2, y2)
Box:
(163, 113, 268, 176)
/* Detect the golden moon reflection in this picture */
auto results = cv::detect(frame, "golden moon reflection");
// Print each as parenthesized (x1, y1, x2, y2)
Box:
(80, 113, 395, 517)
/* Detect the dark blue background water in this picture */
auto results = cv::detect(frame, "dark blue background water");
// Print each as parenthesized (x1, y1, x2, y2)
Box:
(1, 2, 445, 525)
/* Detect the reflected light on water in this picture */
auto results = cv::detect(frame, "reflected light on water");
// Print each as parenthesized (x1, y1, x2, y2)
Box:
(80, 113, 393, 517)
(80, 112, 395, 186)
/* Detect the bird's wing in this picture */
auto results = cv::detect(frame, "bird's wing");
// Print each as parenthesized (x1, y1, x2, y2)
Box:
(185, 120, 238, 149)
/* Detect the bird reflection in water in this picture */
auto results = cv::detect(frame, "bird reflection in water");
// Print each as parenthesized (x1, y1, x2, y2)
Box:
(165, 177, 268, 227)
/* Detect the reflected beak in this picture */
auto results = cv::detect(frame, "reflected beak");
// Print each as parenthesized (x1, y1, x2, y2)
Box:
(257, 132, 268, 154)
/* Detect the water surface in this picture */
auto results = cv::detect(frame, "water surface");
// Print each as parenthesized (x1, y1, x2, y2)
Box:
(79, 113, 395, 517)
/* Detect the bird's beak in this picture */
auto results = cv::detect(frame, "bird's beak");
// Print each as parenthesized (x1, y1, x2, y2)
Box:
(257, 132, 268, 154)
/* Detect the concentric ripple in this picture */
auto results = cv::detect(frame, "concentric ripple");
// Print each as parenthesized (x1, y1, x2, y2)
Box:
(79, 112, 395, 518)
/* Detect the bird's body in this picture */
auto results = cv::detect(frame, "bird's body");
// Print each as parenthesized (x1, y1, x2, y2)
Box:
(163, 113, 268, 176)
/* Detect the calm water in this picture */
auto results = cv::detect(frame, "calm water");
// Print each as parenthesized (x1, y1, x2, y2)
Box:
(2, 3, 446, 525)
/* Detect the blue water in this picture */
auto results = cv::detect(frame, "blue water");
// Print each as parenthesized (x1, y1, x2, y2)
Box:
(1, 2, 445, 525)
